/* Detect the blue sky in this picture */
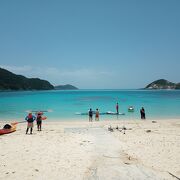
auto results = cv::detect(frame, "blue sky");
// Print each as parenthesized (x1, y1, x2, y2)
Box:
(0, 0, 179, 88)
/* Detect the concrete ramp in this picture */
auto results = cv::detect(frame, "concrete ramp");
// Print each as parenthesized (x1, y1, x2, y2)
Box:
(65, 127, 171, 180)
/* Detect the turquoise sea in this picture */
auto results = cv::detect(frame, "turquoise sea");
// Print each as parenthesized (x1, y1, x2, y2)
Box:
(0, 90, 180, 121)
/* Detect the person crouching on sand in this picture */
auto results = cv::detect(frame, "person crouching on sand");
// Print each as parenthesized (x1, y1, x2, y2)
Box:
(95, 109, 99, 121)
(25, 113, 36, 134)
(36, 112, 43, 131)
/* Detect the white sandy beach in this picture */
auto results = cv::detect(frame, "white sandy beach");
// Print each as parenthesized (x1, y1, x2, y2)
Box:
(0, 119, 180, 180)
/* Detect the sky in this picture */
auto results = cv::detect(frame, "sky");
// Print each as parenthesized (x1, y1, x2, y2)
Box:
(0, 0, 180, 89)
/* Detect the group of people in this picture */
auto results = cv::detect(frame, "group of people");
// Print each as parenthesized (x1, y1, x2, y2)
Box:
(25, 112, 43, 134)
(25, 105, 146, 130)
(88, 108, 99, 122)
(88, 103, 146, 122)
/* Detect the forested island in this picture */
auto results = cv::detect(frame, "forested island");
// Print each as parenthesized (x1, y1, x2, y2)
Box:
(145, 79, 180, 89)
(54, 84, 78, 90)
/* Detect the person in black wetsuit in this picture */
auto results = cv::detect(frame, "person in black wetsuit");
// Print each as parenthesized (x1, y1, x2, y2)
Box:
(25, 113, 36, 134)
(36, 112, 42, 131)
(140, 107, 146, 119)
(89, 108, 93, 122)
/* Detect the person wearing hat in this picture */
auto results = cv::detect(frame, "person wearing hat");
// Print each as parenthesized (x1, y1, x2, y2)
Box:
(36, 112, 43, 131)
(25, 113, 36, 134)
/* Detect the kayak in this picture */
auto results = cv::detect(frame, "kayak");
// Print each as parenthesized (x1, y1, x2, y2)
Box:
(106, 111, 125, 115)
(75, 112, 96, 115)
(0, 124, 16, 135)
(75, 111, 125, 115)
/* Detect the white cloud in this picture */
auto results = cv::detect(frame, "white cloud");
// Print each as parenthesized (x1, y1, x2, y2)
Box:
(0, 65, 32, 74)
(0, 65, 113, 88)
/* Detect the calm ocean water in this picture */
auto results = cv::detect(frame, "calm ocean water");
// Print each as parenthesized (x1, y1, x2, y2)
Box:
(0, 90, 180, 121)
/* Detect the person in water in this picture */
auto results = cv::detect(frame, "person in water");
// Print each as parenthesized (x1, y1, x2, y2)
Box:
(36, 112, 43, 131)
(116, 103, 119, 114)
(95, 108, 99, 121)
(89, 108, 93, 122)
(25, 113, 36, 134)
(140, 107, 146, 119)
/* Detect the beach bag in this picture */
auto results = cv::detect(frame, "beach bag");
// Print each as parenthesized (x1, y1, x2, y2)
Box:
(3, 124, 12, 129)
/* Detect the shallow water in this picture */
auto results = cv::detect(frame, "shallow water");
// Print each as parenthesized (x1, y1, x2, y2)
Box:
(0, 89, 180, 121)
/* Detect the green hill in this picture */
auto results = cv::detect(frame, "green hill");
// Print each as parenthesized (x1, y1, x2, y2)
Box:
(0, 67, 54, 90)
(145, 79, 180, 89)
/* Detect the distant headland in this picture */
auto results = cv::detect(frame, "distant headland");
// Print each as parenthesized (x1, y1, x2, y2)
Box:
(0, 67, 78, 91)
(55, 84, 78, 90)
(145, 79, 180, 90)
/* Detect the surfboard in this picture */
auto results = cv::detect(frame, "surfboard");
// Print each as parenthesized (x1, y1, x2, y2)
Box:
(75, 111, 125, 115)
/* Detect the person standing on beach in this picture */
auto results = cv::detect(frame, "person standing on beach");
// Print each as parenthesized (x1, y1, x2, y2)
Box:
(140, 107, 146, 119)
(89, 108, 93, 122)
(95, 108, 99, 121)
(25, 113, 36, 134)
(36, 112, 43, 131)
(116, 103, 119, 114)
